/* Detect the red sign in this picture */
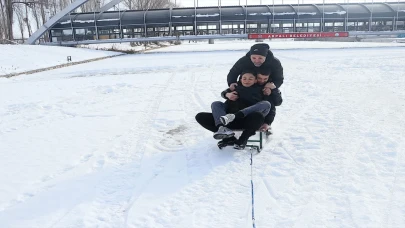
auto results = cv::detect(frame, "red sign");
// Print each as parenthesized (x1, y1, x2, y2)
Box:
(248, 32, 349, 39)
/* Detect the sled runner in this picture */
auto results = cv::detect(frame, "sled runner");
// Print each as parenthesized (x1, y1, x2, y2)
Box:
(218, 130, 271, 152)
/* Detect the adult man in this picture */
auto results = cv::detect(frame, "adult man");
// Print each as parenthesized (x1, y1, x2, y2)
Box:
(227, 43, 284, 89)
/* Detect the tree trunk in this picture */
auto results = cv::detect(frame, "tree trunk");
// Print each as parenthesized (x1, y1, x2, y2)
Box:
(25, 4, 32, 37)
(0, 0, 6, 39)
(15, 5, 25, 40)
(39, 1, 49, 42)
(5, 0, 13, 40)
(32, 6, 40, 30)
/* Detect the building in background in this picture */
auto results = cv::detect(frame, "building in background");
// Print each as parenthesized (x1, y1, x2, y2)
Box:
(39, 2, 405, 43)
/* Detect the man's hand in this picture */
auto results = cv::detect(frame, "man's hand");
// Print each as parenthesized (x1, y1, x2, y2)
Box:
(263, 82, 276, 96)
(263, 87, 272, 96)
(266, 82, 276, 89)
(259, 123, 270, 132)
(229, 83, 238, 91)
(226, 91, 239, 101)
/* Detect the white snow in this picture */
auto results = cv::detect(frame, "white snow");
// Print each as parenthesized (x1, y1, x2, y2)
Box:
(196, 13, 220, 17)
(246, 12, 274, 16)
(172, 15, 191, 18)
(98, 19, 120, 22)
(324, 11, 347, 15)
(78, 42, 171, 53)
(297, 12, 317, 16)
(273, 12, 296, 15)
(1, 41, 405, 228)
(60, 20, 95, 24)
(60, 20, 72, 24)
(0, 45, 121, 75)
(260, 12, 272, 16)
(147, 39, 405, 53)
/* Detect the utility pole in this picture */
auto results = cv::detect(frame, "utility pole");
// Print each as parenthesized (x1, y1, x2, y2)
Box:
(322, 0, 325, 32)
(297, 0, 300, 32)
(272, 0, 275, 32)
(369, 0, 374, 31)
(396, 0, 400, 30)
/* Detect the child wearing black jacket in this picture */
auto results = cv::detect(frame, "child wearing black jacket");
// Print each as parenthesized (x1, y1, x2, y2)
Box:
(211, 71, 272, 149)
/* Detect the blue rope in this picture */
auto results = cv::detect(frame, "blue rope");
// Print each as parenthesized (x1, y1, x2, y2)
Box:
(250, 150, 256, 228)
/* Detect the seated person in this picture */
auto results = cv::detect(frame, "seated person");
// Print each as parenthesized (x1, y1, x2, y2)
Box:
(222, 68, 282, 134)
(197, 71, 272, 150)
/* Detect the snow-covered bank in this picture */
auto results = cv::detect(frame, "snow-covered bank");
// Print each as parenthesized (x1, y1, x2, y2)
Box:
(78, 41, 173, 53)
(147, 40, 405, 53)
(0, 45, 121, 75)
(3, 40, 404, 76)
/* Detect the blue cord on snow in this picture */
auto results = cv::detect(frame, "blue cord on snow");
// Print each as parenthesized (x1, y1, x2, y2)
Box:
(251, 151, 256, 228)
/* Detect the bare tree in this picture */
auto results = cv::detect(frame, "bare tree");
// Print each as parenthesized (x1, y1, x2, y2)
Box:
(14, 4, 25, 39)
(0, 0, 6, 39)
(122, 0, 175, 11)
(39, 0, 50, 42)
(80, 0, 102, 13)
(0, 0, 179, 42)
(25, 4, 33, 36)
(50, 0, 56, 15)
(31, 4, 41, 30)
(39, 1, 46, 25)
(4, 0, 13, 40)
(122, 0, 135, 9)
(135, 0, 174, 10)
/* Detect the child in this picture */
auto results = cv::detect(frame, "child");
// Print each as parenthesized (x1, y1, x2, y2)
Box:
(211, 71, 271, 149)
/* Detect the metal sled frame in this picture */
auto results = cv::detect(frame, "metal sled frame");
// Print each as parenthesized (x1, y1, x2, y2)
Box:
(233, 130, 271, 153)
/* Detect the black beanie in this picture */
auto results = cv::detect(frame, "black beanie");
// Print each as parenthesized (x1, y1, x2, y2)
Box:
(250, 43, 269, 57)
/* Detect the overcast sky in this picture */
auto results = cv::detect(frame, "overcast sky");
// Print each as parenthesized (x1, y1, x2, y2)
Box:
(174, 0, 403, 7)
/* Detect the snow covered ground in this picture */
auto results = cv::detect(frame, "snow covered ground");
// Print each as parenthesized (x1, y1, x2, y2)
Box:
(2, 40, 405, 76)
(77, 42, 172, 53)
(147, 39, 405, 53)
(0, 41, 405, 228)
(0, 45, 121, 75)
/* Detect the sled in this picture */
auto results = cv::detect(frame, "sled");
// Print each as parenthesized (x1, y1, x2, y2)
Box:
(218, 130, 271, 152)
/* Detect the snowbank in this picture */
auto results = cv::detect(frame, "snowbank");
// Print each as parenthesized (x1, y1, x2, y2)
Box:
(0, 45, 121, 76)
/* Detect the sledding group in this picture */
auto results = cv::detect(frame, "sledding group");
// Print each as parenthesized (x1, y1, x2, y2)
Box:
(195, 43, 284, 150)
